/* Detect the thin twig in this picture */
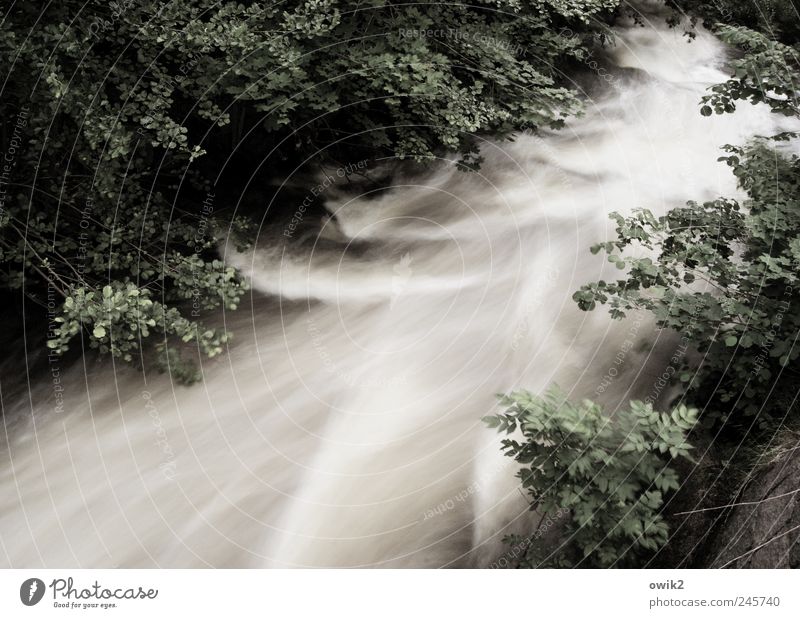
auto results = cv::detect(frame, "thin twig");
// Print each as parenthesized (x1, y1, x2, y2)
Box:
(674, 486, 800, 516)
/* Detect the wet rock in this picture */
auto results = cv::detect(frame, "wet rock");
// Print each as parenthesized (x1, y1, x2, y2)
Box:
(708, 442, 800, 568)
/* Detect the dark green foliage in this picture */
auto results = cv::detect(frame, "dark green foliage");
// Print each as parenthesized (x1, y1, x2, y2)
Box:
(699, 26, 799, 118)
(484, 388, 696, 567)
(575, 142, 800, 426)
(0, 0, 619, 380)
(667, 0, 800, 44)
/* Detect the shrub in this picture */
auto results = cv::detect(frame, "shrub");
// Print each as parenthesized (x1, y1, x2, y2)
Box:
(484, 388, 697, 567)
(573, 142, 800, 427)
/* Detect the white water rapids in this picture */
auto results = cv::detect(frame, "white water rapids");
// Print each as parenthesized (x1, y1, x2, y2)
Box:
(0, 10, 794, 567)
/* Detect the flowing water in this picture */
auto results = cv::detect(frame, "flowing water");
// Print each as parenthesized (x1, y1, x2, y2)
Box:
(0, 9, 794, 567)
